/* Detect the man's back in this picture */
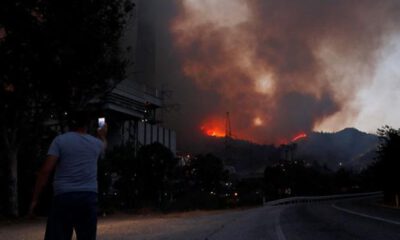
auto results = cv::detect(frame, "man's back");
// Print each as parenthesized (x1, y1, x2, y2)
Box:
(48, 132, 104, 195)
(30, 112, 108, 240)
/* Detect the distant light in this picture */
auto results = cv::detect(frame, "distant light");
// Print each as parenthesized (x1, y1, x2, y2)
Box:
(3, 83, 15, 92)
(255, 74, 274, 94)
(253, 117, 263, 126)
(234, 192, 238, 197)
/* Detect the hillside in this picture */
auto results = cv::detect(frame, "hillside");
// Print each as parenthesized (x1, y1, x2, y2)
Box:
(296, 128, 379, 171)
(190, 128, 379, 174)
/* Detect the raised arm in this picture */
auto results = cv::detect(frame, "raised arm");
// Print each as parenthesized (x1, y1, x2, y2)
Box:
(97, 123, 108, 150)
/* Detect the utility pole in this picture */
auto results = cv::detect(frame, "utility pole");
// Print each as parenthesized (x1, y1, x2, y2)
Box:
(225, 112, 232, 139)
(225, 112, 233, 165)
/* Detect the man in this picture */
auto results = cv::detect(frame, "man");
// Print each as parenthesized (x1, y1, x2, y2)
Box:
(29, 111, 107, 240)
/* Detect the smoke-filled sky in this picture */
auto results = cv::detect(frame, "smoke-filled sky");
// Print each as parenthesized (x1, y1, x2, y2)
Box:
(154, 0, 400, 147)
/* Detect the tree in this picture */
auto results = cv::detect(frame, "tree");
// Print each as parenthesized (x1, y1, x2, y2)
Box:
(135, 143, 177, 208)
(99, 143, 177, 211)
(191, 154, 224, 193)
(264, 160, 332, 200)
(98, 144, 137, 212)
(376, 126, 400, 206)
(0, 0, 134, 216)
(184, 154, 224, 209)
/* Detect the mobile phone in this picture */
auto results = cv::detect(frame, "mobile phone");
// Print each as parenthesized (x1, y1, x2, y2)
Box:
(98, 117, 106, 128)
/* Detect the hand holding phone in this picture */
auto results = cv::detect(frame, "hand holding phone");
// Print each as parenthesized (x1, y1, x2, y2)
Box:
(97, 117, 108, 144)
(98, 117, 106, 129)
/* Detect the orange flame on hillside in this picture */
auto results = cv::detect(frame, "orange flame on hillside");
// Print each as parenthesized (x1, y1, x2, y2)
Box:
(276, 133, 307, 145)
(291, 133, 308, 142)
(201, 127, 225, 137)
(200, 118, 225, 138)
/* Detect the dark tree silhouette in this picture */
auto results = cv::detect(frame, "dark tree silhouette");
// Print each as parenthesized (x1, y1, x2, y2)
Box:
(191, 154, 224, 193)
(135, 143, 177, 208)
(376, 126, 400, 206)
(0, 0, 133, 216)
(99, 145, 137, 211)
(184, 154, 224, 209)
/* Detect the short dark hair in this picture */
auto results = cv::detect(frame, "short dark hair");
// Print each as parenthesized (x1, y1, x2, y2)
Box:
(68, 111, 90, 129)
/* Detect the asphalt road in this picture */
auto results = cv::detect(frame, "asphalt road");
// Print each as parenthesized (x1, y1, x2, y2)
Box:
(1, 197, 399, 240)
(208, 197, 400, 240)
(278, 198, 400, 240)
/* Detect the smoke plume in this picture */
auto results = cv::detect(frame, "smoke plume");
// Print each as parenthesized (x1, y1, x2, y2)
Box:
(155, 0, 400, 147)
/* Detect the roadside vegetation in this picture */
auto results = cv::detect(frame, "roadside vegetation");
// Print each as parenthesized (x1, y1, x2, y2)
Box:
(371, 126, 400, 207)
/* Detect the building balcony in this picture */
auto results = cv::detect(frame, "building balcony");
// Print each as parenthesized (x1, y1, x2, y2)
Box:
(103, 79, 163, 119)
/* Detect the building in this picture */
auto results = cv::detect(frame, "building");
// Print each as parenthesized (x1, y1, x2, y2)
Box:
(100, 0, 176, 154)
(102, 80, 176, 154)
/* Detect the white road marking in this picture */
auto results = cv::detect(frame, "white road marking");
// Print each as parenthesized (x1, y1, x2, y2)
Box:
(332, 204, 400, 226)
(275, 209, 287, 240)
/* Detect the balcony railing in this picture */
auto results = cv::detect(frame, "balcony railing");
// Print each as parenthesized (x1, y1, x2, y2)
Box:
(103, 80, 163, 119)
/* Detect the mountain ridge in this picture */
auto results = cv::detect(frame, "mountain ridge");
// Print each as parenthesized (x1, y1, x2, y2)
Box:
(190, 127, 379, 174)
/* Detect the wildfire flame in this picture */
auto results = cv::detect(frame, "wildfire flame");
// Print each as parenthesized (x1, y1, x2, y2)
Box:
(291, 133, 308, 142)
(200, 118, 225, 138)
(201, 127, 225, 137)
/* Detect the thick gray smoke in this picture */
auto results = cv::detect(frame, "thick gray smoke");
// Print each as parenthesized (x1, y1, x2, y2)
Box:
(152, 0, 400, 148)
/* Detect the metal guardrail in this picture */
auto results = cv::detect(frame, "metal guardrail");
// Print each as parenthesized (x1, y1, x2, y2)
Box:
(265, 191, 383, 206)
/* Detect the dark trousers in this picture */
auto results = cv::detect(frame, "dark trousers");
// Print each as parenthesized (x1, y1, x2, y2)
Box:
(45, 192, 98, 240)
